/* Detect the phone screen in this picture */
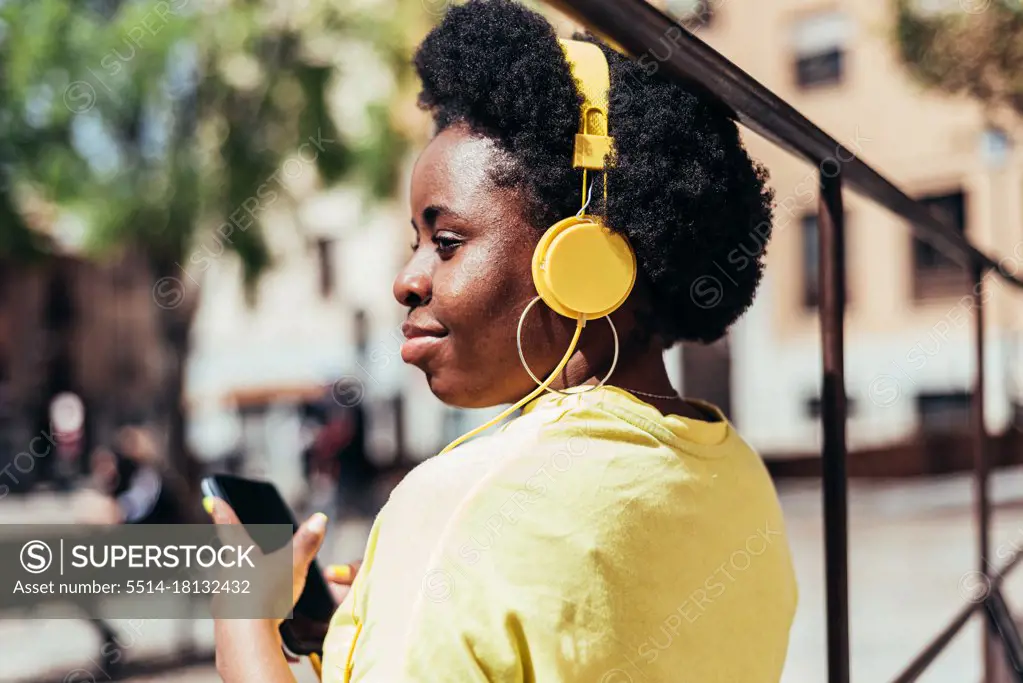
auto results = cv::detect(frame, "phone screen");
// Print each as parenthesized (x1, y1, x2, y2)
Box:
(203, 475, 337, 651)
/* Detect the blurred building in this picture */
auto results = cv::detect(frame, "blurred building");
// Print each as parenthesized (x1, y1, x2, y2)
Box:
(185, 186, 395, 498)
(0, 249, 166, 490)
(646, 0, 1023, 474)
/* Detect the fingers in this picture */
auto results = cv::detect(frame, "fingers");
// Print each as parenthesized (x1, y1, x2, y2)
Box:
(290, 513, 328, 601)
(205, 497, 242, 525)
(325, 561, 359, 604)
(325, 563, 358, 586)
(295, 513, 328, 563)
(327, 582, 351, 605)
(205, 498, 252, 551)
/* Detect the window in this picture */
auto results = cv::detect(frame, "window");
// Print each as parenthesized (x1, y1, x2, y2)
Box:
(353, 309, 369, 358)
(315, 238, 335, 298)
(914, 192, 965, 269)
(979, 127, 1011, 168)
(800, 212, 848, 309)
(791, 11, 850, 89)
(665, 0, 713, 28)
(912, 190, 969, 299)
(916, 392, 972, 435)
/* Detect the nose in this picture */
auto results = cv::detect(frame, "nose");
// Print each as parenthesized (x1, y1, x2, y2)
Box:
(393, 252, 432, 308)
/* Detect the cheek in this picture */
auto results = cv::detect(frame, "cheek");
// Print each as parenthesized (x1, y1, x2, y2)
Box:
(436, 246, 535, 327)
(444, 246, 493, 295)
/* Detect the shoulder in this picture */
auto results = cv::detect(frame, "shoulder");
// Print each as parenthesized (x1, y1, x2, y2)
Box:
(384, 400, 594, 500)
(387, 399, 703, 557)
(384, 428, 512, 503)
(436, 428, 695, 567)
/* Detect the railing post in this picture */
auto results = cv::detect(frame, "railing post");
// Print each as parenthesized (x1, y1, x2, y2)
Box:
(819, 170, 850, 683)
(972, 264, 993, 681)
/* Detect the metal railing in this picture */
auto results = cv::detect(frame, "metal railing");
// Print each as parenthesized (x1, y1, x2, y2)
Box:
(549, 0, 1023, 681)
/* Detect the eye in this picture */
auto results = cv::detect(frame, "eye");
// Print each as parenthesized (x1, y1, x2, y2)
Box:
(433, 234, 462, 256)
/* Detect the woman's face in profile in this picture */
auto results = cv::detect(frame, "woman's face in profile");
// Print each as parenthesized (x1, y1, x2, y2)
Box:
(395, 124, 574, 408)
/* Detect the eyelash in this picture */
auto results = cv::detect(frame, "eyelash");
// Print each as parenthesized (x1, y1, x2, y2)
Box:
(409, 236, 462, 256)
(434, 236, 460, 255)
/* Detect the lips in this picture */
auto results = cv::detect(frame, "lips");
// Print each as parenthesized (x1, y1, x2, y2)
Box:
(401, 319, 447, 340)
(400, 318, 448, 365)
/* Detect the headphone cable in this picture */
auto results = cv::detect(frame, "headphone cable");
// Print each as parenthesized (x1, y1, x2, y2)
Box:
(437, 316, 585, 455)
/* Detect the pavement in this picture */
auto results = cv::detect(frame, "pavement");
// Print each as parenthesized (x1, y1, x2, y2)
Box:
(5, 469, 1023, 683)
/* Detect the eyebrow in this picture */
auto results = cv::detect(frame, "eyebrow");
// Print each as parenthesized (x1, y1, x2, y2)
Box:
(411, 204, 462, 232)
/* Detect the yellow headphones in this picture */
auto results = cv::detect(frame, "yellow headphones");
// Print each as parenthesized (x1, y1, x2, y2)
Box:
(437, 38, 637, 455)
(532, 39, 636, 320)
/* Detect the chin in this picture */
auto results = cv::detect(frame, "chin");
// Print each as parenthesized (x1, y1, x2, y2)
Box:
(424, 371, 507, 410)
(426, 376, 487, 409)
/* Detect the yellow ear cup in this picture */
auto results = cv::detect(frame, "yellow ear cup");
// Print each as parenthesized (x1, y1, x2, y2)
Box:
(531, 215, 637, 319)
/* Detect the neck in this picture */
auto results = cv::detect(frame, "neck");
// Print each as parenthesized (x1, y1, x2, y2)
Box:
(559, 331, 679, 397)
(541, 324, 713, 420)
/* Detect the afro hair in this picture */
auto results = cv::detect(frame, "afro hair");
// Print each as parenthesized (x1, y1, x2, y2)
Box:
(412, 0, 774, 345)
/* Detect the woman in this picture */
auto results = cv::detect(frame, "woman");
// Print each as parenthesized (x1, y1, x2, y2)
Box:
(211, 1, 797, 681)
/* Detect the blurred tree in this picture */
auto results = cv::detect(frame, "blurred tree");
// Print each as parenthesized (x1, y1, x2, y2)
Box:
(0, 0, 429, 489)
(893, 0, 1023, 123)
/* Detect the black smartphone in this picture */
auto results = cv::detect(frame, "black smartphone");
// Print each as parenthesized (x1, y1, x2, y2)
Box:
(200, 474, 337, 656)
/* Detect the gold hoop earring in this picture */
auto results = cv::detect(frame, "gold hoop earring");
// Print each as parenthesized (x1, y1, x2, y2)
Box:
(515, 295, 619, 396)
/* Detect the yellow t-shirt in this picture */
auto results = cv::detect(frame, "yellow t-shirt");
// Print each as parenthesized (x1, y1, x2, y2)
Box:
(321, 385, 797, 682)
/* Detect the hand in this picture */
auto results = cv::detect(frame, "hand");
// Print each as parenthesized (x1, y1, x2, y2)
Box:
(325, 561, 362, 604)
(207, 497, 328, 683)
